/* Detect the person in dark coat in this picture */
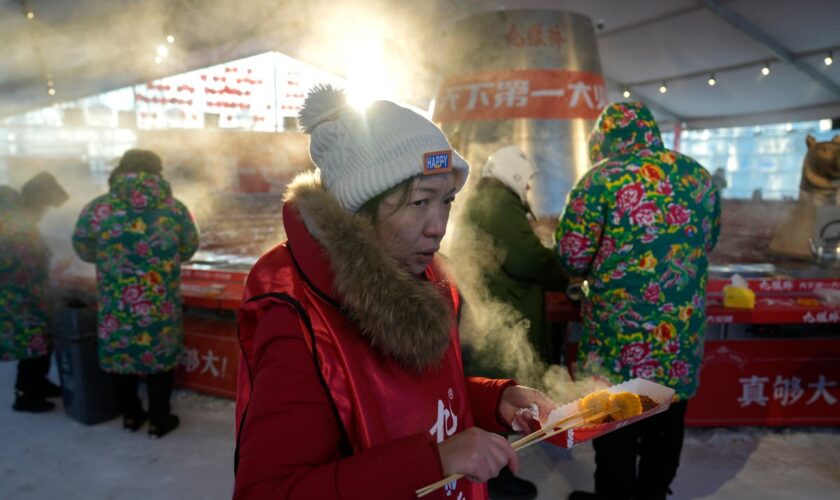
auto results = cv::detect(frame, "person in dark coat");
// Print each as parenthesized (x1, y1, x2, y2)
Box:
(457, 146, 569, 367)
(1, 172, 69, 412)
(72, 149, 199, 437)
(451, 146, 569, 499)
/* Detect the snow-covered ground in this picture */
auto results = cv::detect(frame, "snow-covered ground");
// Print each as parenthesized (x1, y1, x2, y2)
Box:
(1, 361, 838, 499)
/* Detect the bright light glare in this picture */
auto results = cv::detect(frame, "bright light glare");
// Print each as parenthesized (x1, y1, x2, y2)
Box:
(623, 89, 631, 98)
(157, 45, 169, 57)
(761, 64, 770, 76)
(343, 33, 391, 110)
(819, 119, 832, 131)
(166, 35, 175, 44)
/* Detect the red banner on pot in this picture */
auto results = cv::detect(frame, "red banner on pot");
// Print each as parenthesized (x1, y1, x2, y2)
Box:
(433, 69, 607, 122)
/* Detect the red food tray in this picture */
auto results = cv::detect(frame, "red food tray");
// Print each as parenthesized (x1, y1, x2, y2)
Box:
(542, 378, 676, 448)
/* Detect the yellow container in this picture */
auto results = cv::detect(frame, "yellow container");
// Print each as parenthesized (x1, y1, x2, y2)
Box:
(723, 286, 756, 309)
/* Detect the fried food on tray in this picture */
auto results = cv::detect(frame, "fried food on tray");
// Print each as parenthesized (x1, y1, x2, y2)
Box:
(609, 392, 643, 420)
(579, 390, 612, 422)
(579, 390, 654, 424)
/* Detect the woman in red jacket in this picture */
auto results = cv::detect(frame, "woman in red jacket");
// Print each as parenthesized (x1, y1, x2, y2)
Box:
(233, 85, 556, 499)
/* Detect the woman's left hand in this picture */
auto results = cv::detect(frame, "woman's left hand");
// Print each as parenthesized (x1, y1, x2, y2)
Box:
(498, 385, 557, 434)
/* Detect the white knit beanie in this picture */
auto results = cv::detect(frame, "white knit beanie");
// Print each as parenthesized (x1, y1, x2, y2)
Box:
(298, 84, 470, 213)
(482, 145, 535, 203)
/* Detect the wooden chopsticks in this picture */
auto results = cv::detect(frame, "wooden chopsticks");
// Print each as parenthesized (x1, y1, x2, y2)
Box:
(415, 408, 617, 498)
(512, 408, 616, 452)
(508, 408, 589, 451)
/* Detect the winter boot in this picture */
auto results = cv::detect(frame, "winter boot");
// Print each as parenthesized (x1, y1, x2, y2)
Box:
(148, 414, 180, 438)
(123, 410, 149, 432)
(635, 485, 671, 500)
(568, 492, 599, 500)
(13, 392, 55, 413)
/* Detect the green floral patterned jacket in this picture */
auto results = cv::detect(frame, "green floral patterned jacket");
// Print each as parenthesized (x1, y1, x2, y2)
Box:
(0, 187, 51, 361)
(73, 173, 199, 374)
(554, 102, 721, 400)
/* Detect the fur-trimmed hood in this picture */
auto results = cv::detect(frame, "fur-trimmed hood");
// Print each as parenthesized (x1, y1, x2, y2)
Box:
(282, 171, 454, 372)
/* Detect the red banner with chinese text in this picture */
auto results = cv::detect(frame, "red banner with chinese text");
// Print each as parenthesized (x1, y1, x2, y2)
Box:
(685, 339, 840, 426)
(706, 277, 840, 295)
(176, 316, 239, 399)
(433, 69, 607, 123)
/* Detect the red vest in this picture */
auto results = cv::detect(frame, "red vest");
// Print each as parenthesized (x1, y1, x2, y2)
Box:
(236, 202, 486, 499)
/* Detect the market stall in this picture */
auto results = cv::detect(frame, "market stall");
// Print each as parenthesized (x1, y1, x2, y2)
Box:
(547, 270, 840, 427)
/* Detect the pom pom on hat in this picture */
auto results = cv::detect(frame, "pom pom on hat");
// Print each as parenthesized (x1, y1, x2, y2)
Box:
(298, 84, 469, 213)
(298, 84, 347, 134)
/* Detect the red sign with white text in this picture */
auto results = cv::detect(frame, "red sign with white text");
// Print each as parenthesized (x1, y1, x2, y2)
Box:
(433, 69, 607, 122)
(685, 339, 840, 426)
(176, 316, 239, 398)
(706, 277, 840, 295)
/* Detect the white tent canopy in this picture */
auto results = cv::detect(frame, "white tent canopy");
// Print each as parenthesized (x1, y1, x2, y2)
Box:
(2, 0, 839, 128)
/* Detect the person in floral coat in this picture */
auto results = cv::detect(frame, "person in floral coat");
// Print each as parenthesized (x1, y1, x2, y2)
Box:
(1, 172, 68, 412)
(555, 102, 720, 500)
(73, 149, 199, 437)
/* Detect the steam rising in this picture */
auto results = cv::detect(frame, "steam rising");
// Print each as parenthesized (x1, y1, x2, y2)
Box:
(0, 0, 486, 117)
(6, 0, 617, 409)
(444, 183, 609, 407)
(9, 129, 307, 283)
(1, 0, 489, 269)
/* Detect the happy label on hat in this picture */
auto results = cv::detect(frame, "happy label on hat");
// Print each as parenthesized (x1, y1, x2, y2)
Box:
(422, 150, 453, 175)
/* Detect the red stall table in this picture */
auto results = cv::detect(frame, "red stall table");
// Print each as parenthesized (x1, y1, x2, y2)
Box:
(54, 264, 248, 399)
(547, 273, 840, 427)
(177, 265, 248, 399)
(705, 276, 840, 326)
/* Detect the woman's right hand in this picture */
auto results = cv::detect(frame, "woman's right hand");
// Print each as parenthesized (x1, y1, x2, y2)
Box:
(437, 427, 518, 482)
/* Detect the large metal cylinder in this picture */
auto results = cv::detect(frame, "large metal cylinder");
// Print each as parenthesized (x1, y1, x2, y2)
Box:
(433, 8, 605, 217)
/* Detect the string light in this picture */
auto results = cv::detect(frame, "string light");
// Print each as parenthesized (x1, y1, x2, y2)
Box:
(45, 72, 55, 97)
(659, 82, 667, 94)
(826, 51, 834, 66)
(622, 88, 631, 99)
(708, 74, 716, 86)
(23, 5, 56, 98)
(155, 37, 172, 63)
(761, 63, 770, 76)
